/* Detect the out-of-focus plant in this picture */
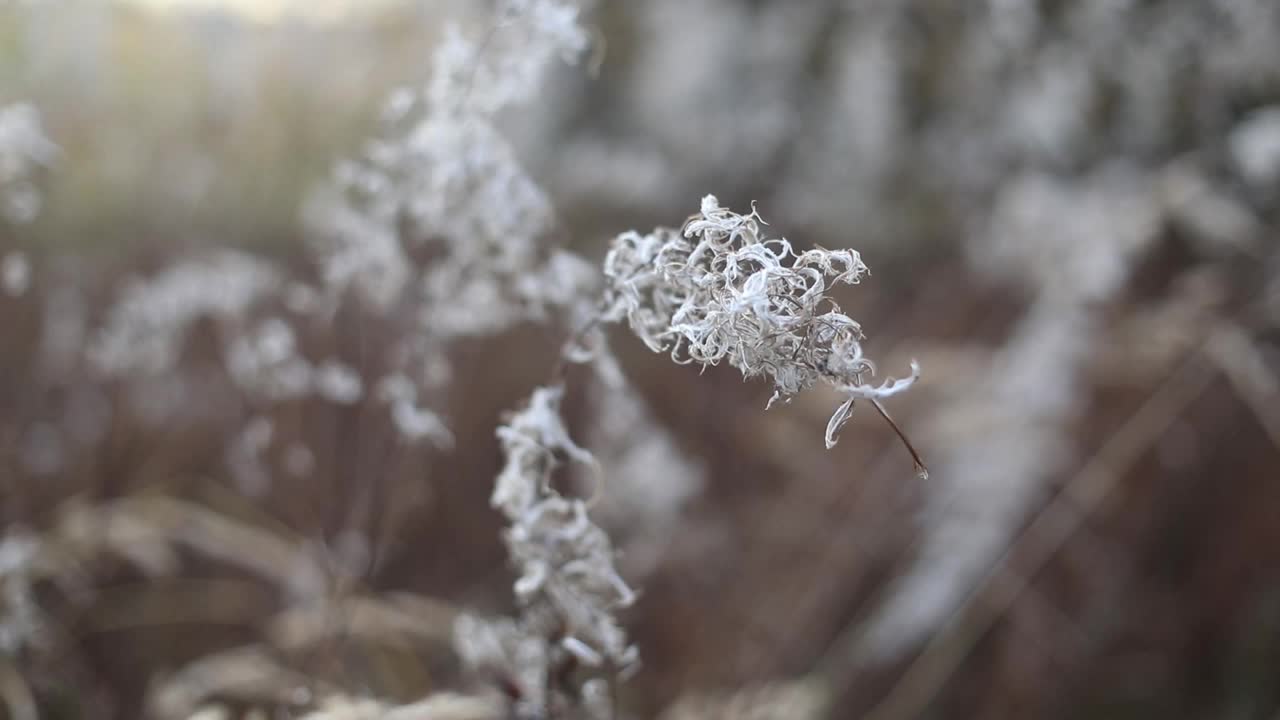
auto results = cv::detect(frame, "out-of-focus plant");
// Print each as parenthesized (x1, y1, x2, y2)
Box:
(0, 103, 56, 226)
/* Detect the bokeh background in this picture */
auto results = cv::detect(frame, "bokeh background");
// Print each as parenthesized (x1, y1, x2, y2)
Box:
(3, 1, 1280, 718)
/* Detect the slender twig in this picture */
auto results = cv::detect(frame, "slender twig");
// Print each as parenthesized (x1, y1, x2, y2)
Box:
(870, 398, 928, 479)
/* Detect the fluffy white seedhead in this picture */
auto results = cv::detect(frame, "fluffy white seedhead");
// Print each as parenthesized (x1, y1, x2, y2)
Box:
(454, 614, 551, 712)
(428, 0, 589, 117)
(492, 385, 594, 518)
(226, 318, 313, 401)
(89, 251, 278, 377)
(306, 0, 598, 451)
(314, 360, 364, 405)
(0, 103, 58, 224)
(311, 0, 594, 330)
(481, 385, 637, 689)
(0, 532, 45, 656)
(507, 496, 636, 665)
(604, 195, 918, 448)
(2, 251, 31, 297)
(376, 373, 455, 448)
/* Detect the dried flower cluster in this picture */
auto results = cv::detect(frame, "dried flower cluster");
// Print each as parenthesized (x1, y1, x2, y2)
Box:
(0, 533, 43, 657)
(309, 0, 597, 333)
(0, 103, 57, 224)
(88, 251, 279, 377)
(1, 251, 30, 297)
(604, 194, 918, 449)
(457, 385, 635, 718)
(298, 0, 601, 451)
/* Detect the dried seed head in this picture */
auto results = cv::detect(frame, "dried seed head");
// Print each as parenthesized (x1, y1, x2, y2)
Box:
(604, 195, 919, 449)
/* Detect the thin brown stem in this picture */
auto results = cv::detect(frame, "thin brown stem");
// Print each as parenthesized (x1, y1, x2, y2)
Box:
(870, 398, 928, 479)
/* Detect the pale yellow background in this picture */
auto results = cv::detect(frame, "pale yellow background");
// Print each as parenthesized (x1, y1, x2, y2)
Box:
(124, 0, 397, 23)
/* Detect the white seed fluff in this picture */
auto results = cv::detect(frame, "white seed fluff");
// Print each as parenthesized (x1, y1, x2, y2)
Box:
(604, 195, 918, 448)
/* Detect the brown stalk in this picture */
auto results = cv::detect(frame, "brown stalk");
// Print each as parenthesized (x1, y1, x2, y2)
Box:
(870, 398, 928, 479)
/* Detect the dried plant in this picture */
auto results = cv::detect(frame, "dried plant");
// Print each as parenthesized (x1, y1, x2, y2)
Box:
(0, 103, 57, 225)
(603, 194, 921, 459)
(456, 384, 635, 719)
(88, 251, 279, 378)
